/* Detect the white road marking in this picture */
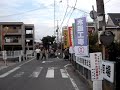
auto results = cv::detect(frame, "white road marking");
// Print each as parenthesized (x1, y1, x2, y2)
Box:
(60, 69, 68, 78)
(46, 67, 54, 78)
(64, 64, 72, 68)
(42, 61, 45, 63)
(30, 67, 43, 78)
(64, 69, 79, 90)
(42, 61, 53, 63)
(13, 72, 24, 77)
(0, 67, 20, 78)
(18, 57, 35, 67)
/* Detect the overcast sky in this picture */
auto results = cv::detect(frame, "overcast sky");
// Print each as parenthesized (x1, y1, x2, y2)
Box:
(0, 0, 120, 42)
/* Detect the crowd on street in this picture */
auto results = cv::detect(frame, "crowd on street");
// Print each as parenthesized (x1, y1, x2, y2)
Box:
(35, 47, 70, 61)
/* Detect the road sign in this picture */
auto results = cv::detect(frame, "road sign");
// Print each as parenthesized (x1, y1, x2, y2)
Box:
(90, 10, 97, 19)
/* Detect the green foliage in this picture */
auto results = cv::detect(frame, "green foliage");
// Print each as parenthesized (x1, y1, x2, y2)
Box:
(89, 33, 102, 53)
(41, 35, 56, 49)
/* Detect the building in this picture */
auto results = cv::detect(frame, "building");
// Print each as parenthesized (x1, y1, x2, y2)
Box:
(106, 13, 120, 42)
(0, 22, 35, 52)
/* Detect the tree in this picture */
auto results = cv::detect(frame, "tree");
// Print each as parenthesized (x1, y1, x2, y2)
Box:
(41, 35, 56, 49)
(89, 32, 102, 53)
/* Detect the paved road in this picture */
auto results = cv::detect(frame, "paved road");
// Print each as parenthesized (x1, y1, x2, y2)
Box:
(0, 57, 89, 90)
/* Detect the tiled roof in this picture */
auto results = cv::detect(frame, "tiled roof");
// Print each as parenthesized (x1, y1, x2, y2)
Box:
(108, 13, 120, 26)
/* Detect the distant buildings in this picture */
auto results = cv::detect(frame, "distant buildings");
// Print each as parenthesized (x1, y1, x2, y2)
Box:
(0, 22, 35, 53)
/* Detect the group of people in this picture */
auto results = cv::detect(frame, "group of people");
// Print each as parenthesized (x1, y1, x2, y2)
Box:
(35, 47, 48, 60)
(35, 47, 70, 61)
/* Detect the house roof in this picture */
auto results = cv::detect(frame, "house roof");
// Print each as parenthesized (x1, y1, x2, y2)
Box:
(108, 13, 120, 26)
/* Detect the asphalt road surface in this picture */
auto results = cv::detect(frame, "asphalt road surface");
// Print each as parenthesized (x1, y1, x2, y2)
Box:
(0, 57, 90, 90)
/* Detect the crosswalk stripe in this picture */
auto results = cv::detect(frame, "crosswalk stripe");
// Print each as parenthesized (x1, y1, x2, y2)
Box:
(0, 67, 20, 78)
(60, 69, 69, 78)
(30, 67, 43, 78)
(46, 67, 54, 78)
(13, 72, 24, 77)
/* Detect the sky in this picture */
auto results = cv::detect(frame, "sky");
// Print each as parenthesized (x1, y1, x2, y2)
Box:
(0, 0, 120, 42)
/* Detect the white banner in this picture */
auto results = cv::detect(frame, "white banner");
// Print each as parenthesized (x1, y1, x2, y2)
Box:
(102, 60, 115, 83)
(90, 52, 103, 81)
(69, 46, 74, 54)
(74, 46, 88, 56)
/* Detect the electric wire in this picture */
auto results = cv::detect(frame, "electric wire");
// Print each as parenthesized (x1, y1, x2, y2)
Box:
(66, 0, 77, 26)
(105, 0, 111, 4)
(0, 7, 52, 18)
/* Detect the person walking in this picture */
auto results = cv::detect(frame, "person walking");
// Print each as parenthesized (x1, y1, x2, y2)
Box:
(35, 47, 41, 60)
(41, 48, 47, 60)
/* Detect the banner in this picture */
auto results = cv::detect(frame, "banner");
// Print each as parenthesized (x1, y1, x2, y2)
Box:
(72, 23, 75, 47)
(74, 17, 89, 56)
(68, 26, 74, 53)
(68, 26, 73, 46)
(63, 29, 69, 49)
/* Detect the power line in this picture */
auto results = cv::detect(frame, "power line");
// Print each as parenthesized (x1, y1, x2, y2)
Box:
(66, 0, 77, 26)
(105, 0, 111, 4)
(59, 6, 69, 30)
(0, 7, 52, 18)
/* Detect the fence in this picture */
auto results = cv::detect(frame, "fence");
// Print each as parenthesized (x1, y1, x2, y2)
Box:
(26, 50, 35, 60)
(0, 50, 23, 62)
(71, 54, 116, 90)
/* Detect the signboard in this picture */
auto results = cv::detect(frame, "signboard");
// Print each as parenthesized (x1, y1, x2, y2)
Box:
(90, 52, 103, 81)
(63, 29, 69, 49)
(74, 17, 89, 56)
(76, 56, 91, 70)
(102, 60, 115, 83)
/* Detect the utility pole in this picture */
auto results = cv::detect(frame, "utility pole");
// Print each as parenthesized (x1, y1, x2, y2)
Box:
(96, 0, 106, 60)
(54, 0, 56, 36)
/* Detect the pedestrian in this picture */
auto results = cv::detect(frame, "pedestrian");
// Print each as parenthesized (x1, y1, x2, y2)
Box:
(63, 48, 69, 60)
(35, 47, 41, 60)
(41, 48, 47, 60)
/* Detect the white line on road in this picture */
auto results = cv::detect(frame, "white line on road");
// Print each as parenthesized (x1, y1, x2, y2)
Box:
(13, 72, 24, 77)
(60, 69, 68, 78)
(42, 61, 53, 63)
(30, 67, 43, 78)
(18, 57, 35, 67)
(0, 67, 20, 78)
(46, 67, 54, 78)
(64, 65, 79, 90)
(0, 58, 35, 78)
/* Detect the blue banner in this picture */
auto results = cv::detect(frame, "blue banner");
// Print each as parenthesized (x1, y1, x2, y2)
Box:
(74, 17, 89, 56)
(75, 17, 88, 46)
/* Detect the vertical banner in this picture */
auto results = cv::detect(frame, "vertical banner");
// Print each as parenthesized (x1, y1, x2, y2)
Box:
(63, 29, 69, 49)
(74, 17, 89, 56)
(68, 26, 73, 46)
(68, 26, 74, 53)
(72, 23, 75, 47)
(90, 52, 103, 81)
